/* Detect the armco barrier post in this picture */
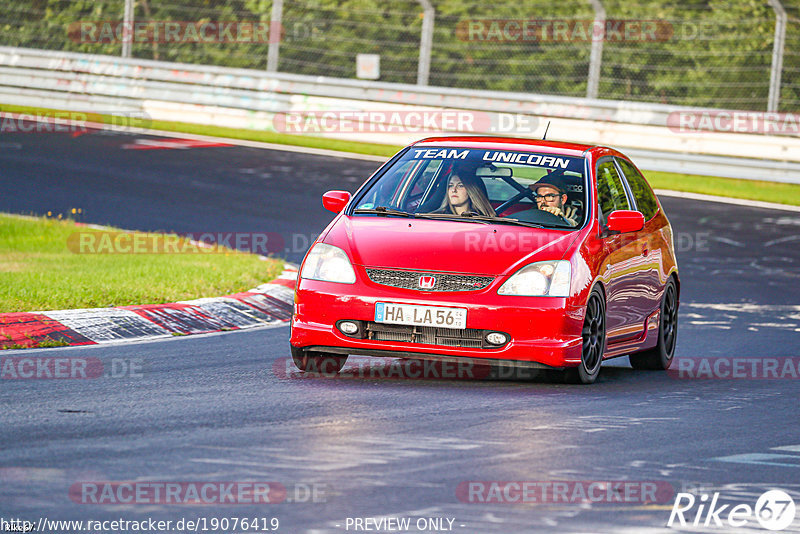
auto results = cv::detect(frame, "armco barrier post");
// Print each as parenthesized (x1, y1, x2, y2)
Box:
(122, 0, 134, 58)
(587, 0, 605, 99)
(267, 0, 283, 72)
(417, 0, 434, 86)
(767, 0, 786, 112)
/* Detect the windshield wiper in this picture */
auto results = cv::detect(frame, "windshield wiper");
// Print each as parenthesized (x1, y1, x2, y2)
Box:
(484, 217, 546, 229)
(412, 213, 490, 224)
(353, 206, 414, 217)
(452, 212, 547, 228)
(354, 208, 551, 228)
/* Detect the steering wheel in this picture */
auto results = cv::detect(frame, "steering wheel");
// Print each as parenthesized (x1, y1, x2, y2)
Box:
(510, 207, 568, 226)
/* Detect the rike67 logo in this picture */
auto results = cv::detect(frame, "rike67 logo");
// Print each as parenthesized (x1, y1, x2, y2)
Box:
(668, 490, 796, 531)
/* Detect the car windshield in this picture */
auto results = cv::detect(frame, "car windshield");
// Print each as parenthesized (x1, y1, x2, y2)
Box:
(352, 146, 587, 229)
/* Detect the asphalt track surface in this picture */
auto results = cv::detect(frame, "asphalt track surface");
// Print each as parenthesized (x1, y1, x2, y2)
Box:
(2, 129, 799, 533)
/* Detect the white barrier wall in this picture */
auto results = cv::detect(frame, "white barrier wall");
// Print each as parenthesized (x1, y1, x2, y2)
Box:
(1, 46, 798, 182)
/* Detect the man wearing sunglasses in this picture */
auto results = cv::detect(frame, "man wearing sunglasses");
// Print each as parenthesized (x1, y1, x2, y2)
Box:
(530, 175, 579, 227)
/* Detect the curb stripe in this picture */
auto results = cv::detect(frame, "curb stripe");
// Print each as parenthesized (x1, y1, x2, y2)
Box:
(0, 313, 96, 349)
(43, 308, 172, 343)
(120, 138, 234, 150)
(123, 303, 238, 335)
(0, 266, 297, 350)
(264, 277, 297, 289)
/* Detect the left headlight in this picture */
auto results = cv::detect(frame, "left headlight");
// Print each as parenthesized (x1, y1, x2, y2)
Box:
(300, 243, 356, 284)
(498, 260, 571, 297)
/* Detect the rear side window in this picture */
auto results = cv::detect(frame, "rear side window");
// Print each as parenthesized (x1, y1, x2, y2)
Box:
(596, 160, 630, 219)
(616, 158, 659, 220)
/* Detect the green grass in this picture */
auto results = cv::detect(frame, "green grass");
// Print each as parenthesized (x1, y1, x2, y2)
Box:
(147, 117, 401, 157)
(3, 103, 800, 205)
(0, 214, 283, 312)
(645, 170, 800, 206)
(24, 337, 70, 349)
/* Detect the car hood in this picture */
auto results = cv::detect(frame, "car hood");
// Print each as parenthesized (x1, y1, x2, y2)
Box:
(324, 215, 581, 276)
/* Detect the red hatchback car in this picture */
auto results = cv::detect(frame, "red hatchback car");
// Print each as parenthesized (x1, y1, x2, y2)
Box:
(290, 137, 679, 383)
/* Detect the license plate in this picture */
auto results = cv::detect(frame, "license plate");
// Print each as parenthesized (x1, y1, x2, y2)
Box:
(375, 302, 467, 330)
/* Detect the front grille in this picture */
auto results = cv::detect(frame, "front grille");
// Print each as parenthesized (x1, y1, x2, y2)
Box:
(365, 322, 485, 348)
(365, 268, 493, 292)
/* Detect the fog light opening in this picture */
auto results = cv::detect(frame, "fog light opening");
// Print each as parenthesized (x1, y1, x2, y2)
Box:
(485, 332, 508, 345)
(339, 321, 359, 335)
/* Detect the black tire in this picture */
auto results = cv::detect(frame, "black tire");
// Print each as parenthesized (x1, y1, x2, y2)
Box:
(630, 278, 678, 370)
(564, 288, 606, 384)
(290, 346, 347, 376)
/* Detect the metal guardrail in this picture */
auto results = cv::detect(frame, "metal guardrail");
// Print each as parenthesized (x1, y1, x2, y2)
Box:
(1, 46, 799, 183)
(0, 46, 689, 124)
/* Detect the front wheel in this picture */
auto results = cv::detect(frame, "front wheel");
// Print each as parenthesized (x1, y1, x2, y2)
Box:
(290, 346, 348, 376)
(630, 278, 678, 370)
(564, 288, 606, 384)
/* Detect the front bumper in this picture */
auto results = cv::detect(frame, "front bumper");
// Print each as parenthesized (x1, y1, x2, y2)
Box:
(290, 279, 585, 368)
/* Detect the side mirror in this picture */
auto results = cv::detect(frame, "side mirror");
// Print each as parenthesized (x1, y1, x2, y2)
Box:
(606, 210, 644, 233)
(322, 190, 351, 213)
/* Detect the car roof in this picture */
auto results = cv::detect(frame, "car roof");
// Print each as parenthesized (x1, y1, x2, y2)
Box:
(411, 136, 602, 157)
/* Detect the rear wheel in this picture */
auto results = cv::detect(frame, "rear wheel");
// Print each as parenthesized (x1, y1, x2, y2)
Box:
(630, 278, 678, 370)
(565, 288, 606, 384)
(290, 346, 348, 376)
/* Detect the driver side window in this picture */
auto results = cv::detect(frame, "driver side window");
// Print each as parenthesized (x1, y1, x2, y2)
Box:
(596, 160, 630, 223)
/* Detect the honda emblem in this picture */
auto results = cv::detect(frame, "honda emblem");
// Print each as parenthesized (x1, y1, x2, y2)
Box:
(419, 275, 436, 289)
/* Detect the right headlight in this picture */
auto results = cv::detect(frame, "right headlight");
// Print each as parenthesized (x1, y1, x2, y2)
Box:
(497, 260, 571, 297)
(300, 243, 356, 284)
